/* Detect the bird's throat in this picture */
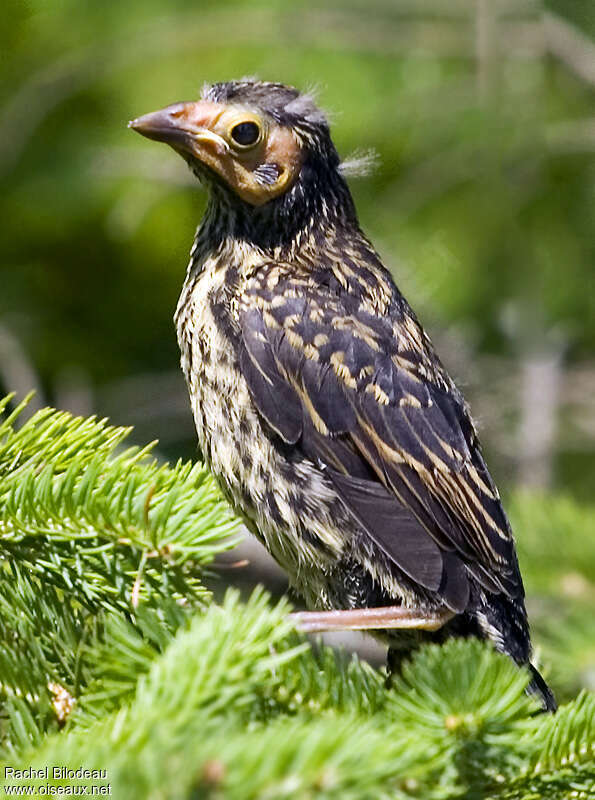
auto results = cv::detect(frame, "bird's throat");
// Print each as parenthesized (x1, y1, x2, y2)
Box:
(196, 155, 358, 258)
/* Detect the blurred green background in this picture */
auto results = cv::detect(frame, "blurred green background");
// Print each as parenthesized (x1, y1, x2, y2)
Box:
(0, 0, 594, 695)
(1, 0, 593, 496)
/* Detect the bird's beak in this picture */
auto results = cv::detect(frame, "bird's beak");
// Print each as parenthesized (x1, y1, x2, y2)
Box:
(128, 101, 229, 157)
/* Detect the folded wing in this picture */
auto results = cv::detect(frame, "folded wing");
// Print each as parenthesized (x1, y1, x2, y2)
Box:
(238, 272, 523, 613)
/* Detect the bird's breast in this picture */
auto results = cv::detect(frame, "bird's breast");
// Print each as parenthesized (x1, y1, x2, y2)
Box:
(175, 255, 254, 484)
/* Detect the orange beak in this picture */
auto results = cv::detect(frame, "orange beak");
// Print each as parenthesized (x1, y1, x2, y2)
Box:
(128, 100, 228, 157)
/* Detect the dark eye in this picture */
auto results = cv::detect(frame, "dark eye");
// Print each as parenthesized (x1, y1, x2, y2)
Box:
(230, 121, 261, 147)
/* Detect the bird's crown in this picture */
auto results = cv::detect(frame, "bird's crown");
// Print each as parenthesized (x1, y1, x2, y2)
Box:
(202, 79, 329, 131)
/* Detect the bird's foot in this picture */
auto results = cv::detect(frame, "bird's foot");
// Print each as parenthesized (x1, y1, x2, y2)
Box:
(290, 605, 454, 633)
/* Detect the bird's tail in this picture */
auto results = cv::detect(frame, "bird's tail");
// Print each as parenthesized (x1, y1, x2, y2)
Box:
(474, 593, 557, 713)
(527, 663, 557, 713)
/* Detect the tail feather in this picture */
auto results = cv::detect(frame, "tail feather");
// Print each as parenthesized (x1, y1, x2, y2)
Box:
(474, 593, 557, 713)
(528, 663, 557, 713)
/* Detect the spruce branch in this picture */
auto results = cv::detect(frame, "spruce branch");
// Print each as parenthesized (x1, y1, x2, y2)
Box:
(2, 586, 594, 800)
(0, 591, 425, 799)
(0, 395, 240, 754)
(386, 639, 538, 795)
(488, 692, 595, 799)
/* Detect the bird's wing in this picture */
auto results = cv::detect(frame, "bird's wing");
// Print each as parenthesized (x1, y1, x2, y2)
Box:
(238, 270, 523, 612)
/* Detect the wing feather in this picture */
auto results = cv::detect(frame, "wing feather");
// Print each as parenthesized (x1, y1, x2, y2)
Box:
(327, 470, 445, 595)
(238, 273, 524, 609)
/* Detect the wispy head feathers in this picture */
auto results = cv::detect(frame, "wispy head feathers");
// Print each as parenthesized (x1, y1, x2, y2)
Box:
(284, 84, 329, 128)
(339, 149, 379, 179)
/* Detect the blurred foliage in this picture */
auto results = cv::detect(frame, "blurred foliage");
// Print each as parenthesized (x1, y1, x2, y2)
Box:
(508, 491, 595, 701)
(1, 1, 593, 378)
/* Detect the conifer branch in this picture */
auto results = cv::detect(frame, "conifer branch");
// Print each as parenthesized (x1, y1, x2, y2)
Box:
(0, 395, 240, 754)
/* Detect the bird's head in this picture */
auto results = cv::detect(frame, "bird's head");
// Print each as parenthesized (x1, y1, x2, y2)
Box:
(129, 80, 357, 243)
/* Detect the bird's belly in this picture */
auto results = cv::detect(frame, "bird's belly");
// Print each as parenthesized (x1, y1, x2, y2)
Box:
(192, 370, 347, 607)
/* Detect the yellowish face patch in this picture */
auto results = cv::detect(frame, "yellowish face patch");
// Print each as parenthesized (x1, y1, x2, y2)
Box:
(202, 105, 303, 206)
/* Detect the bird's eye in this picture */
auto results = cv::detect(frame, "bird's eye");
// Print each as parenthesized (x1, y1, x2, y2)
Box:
(230, 121, 261, 148)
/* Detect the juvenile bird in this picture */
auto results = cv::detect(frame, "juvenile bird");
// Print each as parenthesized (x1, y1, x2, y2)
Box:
(130, 80, 555, 711)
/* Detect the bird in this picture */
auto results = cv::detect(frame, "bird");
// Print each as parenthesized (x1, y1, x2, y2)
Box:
(129, 79, 556, 712)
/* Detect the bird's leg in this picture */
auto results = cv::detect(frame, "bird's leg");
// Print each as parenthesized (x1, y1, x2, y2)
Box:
(290, 605, 455, 633)
(385, 646, 405, 689)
